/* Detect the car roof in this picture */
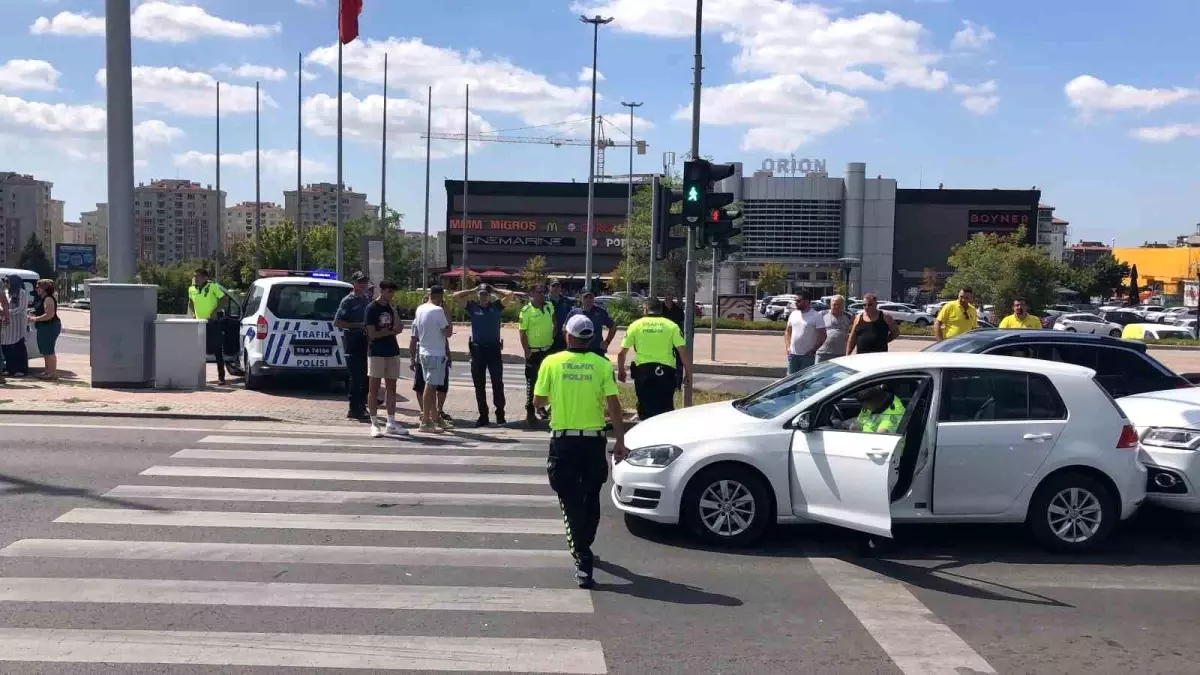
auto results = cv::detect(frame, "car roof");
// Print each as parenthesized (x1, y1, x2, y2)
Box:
(252, 276, 353, 289)
(834, 351, 1095, 378)
(930, 328, 1148, 352)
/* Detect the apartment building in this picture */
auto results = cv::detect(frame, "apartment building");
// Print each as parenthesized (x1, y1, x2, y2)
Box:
(80, 203, 109, 261)
(223, 201, 285, 252)
(47, 199, 64, 255)
(61, 221, 85, 245)
(283, 182, 369, 229)
(0, 172, 53, 266)
(133, 180, 225, 266)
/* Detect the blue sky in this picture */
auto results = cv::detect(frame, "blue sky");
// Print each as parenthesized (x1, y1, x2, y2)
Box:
(3, 0, 1200, 247)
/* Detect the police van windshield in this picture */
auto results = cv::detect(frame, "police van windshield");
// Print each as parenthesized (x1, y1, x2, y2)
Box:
(733, 362, 856, 419)
(266, 284, 349, 321)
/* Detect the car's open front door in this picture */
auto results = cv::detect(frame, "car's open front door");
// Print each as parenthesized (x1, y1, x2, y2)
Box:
(789, 428, 897, 538)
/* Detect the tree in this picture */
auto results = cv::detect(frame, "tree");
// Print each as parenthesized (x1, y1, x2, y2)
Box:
(18, 233, 53, 279)
(613, 177, 708, 295)
(943, 227, 1065, 314)
(519, 255, 548, 290)
(1129, 264, 1140, 306)
(832, 268, 847, 297)
(757, 262, 788, 295)
(1083, 254, 1130, 303)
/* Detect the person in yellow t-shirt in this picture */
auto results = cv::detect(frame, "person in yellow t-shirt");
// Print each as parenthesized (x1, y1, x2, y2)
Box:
(998, 298, 1042, 330)
(618, 298, 691, 420)
(934, 287, 978, 340)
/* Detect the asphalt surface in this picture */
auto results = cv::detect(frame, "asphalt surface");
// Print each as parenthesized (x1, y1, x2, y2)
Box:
(1, 415, 1199, 673)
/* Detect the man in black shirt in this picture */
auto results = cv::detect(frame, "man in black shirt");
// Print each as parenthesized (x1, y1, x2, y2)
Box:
(364, 280, 407, 438)
(662, 290, 686, 389)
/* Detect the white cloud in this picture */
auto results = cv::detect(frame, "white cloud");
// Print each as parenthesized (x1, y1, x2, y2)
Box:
(675, 74, 867, 152)
(134, 119, 185, 147)
(954, 80, 999, 114)
(575, 0, 948, 91)
(213, 64, 289, 81)
(305, 38, 594, 125)
(1130, 124, 1200, 143)
(295, 0, 324, 6)
(951, 21, 995, 51)
(0, 59, 61, 92)
(302, 92, 496, 160)
(174, 149, 329, 174)
(31, 1, 281, 43)
(97, 66, 272, 116)
(1065, 75, 1198, 116)
(578, 66, 605, 83)
(299, 70, 319, 82)
(0, 94, 181, 163)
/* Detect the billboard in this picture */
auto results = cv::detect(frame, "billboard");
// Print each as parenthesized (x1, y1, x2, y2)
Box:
(718, 294, 756, 321)
(54, 243, 98, 273)
(968, 210, 1032, 235)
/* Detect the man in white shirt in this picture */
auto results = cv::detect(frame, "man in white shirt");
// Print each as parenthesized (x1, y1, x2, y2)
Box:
(411, 286, 454, 433)
(783, 291, 826, 375)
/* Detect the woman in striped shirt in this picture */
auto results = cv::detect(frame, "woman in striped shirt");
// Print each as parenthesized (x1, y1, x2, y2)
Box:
(1, 276, 29, 377)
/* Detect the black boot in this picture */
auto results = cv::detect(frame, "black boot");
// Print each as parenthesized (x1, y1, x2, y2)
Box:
(475, 415, 489, 428)
(495, 410, 506, 425)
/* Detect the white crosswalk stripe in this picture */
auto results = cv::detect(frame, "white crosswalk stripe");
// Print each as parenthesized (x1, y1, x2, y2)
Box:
(0, 423, 611, 672)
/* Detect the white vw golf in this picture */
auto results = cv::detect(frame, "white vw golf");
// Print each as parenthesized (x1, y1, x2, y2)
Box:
(613, 352, 1147, 552)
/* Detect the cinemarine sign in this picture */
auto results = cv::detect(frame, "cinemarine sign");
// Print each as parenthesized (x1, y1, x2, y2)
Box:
(761, 156, 827, 175)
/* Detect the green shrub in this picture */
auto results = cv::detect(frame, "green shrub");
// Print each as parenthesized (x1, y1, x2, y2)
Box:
(607, 295, 644, 328)
(695, 318, 785, 331)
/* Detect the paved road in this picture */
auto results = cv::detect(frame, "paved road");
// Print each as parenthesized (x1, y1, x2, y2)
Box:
(1, 415, 1199, 673)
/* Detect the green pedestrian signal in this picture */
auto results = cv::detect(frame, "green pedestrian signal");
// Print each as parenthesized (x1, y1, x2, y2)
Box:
(685, 185, 700, 202)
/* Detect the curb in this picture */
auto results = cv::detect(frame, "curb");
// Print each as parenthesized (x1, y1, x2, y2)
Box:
(395, 346, 786, 377)
(0, 409, 284, 422)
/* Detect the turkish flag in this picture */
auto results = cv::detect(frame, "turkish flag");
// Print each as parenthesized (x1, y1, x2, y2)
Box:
(339, 0, 362, 44)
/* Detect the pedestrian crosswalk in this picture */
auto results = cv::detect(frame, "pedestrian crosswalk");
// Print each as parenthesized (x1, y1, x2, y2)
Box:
(0, 424, 610, 673)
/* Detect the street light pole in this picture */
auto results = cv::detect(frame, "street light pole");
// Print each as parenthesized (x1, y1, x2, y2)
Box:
(104, 0, 134, 284)
(620, 101, 642, 295)
(683, 0, 703, 407)
(580, 14, 613, 294)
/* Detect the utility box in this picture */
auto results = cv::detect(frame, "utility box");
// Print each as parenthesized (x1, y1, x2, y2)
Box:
(90, 284, 157, 388)
(154, 318, 206, 390)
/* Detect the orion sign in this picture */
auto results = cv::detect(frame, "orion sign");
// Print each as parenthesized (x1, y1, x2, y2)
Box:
(760, 156, 828, 175)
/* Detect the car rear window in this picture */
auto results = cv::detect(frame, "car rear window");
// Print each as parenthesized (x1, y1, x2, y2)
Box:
(266, 284, 349, 320)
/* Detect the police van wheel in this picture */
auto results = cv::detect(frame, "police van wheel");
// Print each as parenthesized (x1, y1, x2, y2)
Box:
(681, 464, 771, 547)
(243, 352, 263, 391)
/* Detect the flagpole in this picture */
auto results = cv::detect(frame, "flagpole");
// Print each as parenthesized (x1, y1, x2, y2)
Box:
(422, 85, 431, 290)
(254, 80, 262, 272)
(215, 81, 221, 279)
(379, 53, 388, 235)
(335, 15, 344, 280)
(295, 51, 303, 270)
(461, 84, 469, 290)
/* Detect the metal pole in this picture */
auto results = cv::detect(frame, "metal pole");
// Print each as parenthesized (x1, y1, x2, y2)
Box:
(581, 15, 613, 293)
(295, 52, 303, 270)
(254, 81, 262, 272)
(710, 246, 717, 360)
(335, 37, 344, 279)
(621, 101, 642, 294)
(379, 53, 388, 235)
(214, 81, 221, 279)
(683, 0, 703, 406)
(648, 176, 658, 299)
(422, 85, 432, 290)
(461, 84, 469, 289)
(104, 0, 135, 283)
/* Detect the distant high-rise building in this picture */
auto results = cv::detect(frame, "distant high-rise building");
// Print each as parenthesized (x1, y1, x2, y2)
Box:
(47, 199, 64, 255)
(133, 180, 225, 266)
(284, 182, 368, 229)
(80, 203, 110, 262)
(223, 201, 285, 252)
(61, 221, 85, 245)
(1037, 204, 1069, 262)
(0, 172, 53, 266)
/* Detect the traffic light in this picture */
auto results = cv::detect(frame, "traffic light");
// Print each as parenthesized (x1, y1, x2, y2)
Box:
(651, 175, 686, 261)
(681, 159, 708, 225)
(696, 162, 740, 250)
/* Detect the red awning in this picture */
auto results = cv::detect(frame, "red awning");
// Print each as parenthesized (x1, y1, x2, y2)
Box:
(477, 269, 511, 279)
(441, 267, 481, 277)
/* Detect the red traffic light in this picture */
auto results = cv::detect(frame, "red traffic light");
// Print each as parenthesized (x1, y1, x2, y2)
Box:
(709, 209, 721, 222)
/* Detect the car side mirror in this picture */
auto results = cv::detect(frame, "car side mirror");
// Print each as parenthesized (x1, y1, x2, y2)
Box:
(793, 411, 814, 432)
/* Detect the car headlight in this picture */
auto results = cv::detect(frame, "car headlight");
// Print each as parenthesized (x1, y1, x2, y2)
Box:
(1142, 428, 1200, 450)
(624, 445, 683, 467)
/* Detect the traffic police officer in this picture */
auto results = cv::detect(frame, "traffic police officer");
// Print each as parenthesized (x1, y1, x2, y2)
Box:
(187, 267, 228, 385)
(546, 279, 574, 352)
(520, 284, 556, 429)
(534, 314, 627, 589)
(452, 283, 519, 427)
(617, 298, 691, 420)
(334, 271, 373, 421)
(854, 386, 906, 433)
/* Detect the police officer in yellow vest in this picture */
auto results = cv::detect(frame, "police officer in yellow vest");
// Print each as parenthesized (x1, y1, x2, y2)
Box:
(534, 314, 627, 589)
(853, 386, 906, 433)
(187, 267, 228, 385)
(617, 298, 691, 420)
(520, 284, 557, 429)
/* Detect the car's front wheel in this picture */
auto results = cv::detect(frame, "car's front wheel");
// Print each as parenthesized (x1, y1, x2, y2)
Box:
(1027, 471, 1116, 553)
(681, 464, 772, 546)
(915, 318, 930, 327)
(1064, 327, 1076, 332)
(1109, 328, 1121, 337)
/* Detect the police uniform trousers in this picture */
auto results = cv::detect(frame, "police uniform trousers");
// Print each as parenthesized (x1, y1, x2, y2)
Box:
(632, 362, 677, 420)
(469, 341, 506, 416)
(546, 433, 609, 572)
(524, 348, 551, 414)
(344, 331, 369, 415)
(204, 319, 226, 382)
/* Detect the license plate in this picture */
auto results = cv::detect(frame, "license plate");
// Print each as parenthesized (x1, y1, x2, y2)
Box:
(293, 345, 333, 357)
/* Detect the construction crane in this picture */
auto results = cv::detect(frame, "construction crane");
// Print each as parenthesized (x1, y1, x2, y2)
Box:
(422, 115, 647, 179)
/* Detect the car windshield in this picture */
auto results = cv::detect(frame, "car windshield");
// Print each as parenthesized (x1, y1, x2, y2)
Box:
(733, 362, 856, 419)
(266, 284, 349, 320)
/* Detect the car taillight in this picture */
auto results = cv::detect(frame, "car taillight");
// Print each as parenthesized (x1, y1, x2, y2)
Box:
(1117, 424, 1139, 449)
(255, 315, 268, 340)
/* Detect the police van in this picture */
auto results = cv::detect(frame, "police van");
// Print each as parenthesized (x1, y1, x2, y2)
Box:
(238, 273, 352, 390)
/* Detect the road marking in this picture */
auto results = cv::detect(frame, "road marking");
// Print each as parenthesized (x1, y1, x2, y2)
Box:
(104, 484, 559, 507)
(56, 508, 565, 535)
(173, 448, 545, 468)
(0, 421, 552, 443)
(0, 577, 591, 613)
(140, 465, 547, 485)
(0, 628, 608, 672)
(809, 557, 996, 675)
(197, 434, 548, 451)
(0, 539, 571, 567)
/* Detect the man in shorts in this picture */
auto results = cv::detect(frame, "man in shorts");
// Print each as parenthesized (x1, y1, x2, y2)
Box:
(364, 281, 407, 437)
(412, 286, 454, 433)
(411, 353, 451, 423)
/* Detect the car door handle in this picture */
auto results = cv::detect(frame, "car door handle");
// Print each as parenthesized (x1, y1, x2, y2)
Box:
(866, 450, 891, 461)
(1022, 433, 1054, 441)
